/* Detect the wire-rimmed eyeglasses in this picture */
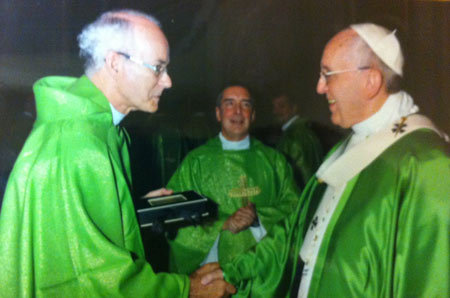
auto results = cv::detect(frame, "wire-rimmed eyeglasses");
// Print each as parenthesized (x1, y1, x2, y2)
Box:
(116, 51, 167, 76)
(319, 66, 371, 84)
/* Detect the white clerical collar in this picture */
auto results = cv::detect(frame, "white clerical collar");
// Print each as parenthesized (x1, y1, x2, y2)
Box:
(109, 103, 126, 126)
(219, 132, 250, 150)
(350, 91, 419, 144)
(282, 115, 299, 131)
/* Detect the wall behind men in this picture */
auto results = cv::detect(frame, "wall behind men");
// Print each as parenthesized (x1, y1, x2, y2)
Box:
(0, 0, 448, 246)
(0, 0, 448, 136)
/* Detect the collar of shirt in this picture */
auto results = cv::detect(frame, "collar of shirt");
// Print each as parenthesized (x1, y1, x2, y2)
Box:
(347, 91, 419, 150)
(282, 115, 299, 131)
(219, 132, 250, 150)
(109, 103, 126, 126)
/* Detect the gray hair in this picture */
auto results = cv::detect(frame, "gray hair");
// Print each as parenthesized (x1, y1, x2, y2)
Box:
(77, 9, 160, 76)
(352, 34, 402, 93)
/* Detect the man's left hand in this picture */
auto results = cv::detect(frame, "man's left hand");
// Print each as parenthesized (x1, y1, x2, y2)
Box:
(222, 203, 256, 234)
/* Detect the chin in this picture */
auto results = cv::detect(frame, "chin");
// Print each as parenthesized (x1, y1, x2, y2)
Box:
(331, 115, 343, 128)
(146, 102, 159, 113)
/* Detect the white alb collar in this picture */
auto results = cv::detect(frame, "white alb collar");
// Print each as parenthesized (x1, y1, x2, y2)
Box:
(219, 132, 250, 150)
(109, 103, 126, 126)
(350, 91, 419, 145)
(282, 115, 299, 131)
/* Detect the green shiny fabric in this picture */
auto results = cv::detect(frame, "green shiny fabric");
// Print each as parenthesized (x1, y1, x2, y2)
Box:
(167, 137, 300, 275)
(276, 117, 323, 189)
(223, 130, 450, 297)
(0, 76, 189, 297)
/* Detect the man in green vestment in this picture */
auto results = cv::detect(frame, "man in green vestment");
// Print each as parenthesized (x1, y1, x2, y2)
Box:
(272, 93, 323, 189)
(167, 85, 300, 275)
(201, 23, 450, 297)
(0, 9, 234, 297)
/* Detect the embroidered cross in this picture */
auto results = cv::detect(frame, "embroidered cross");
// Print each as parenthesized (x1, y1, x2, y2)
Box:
(392, 117, 408, 136)
(228, 175, 261, 206)
(310, 216, 319, 230)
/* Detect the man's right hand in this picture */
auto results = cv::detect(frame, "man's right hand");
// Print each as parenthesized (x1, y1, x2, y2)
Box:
(189, 263, 236, 298)
(142, 187, 173, 198)
(222, 203, 256, 234)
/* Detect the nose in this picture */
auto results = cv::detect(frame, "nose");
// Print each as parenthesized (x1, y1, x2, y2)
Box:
(316, 75, 327, 94)
(160, 71, 172, 89)
(235, 103, 242, 114)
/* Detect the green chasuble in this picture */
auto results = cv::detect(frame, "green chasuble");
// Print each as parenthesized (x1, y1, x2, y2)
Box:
(0, 76, 189, 297)
(167, 137, 300, 275)
(223, 129, 450, 297)
(276, 117, 323, 188)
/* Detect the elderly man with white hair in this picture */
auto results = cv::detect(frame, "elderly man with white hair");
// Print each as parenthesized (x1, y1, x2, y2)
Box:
(202, 23, 449, 297)
(0, 9, 235, 297)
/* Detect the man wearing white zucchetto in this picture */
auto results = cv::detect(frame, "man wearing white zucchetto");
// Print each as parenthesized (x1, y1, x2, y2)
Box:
(201, 23, 450, 298)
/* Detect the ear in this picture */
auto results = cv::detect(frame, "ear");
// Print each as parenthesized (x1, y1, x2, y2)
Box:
(215, 107, 222, 122)
(251, 110, 256, 122)
(365, 68, 383, 99)
(104, 51, 122, 77)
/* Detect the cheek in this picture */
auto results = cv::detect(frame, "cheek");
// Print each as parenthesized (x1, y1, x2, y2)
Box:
(222, 109, 235, 120)
(336, 98, 362, 126)
(243, 110, 253, 120)
(146, 81, 157, 95)
(137, 76, 158, 96)
(273, 105, 282, 115)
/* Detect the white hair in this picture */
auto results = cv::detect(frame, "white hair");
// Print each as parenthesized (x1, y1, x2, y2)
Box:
(77, 9, 161, 76)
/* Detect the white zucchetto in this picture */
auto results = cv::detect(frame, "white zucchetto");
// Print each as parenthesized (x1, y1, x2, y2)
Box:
(351, 23, 404, 76)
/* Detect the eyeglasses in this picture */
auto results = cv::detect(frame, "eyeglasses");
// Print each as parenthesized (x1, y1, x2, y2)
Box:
(116, 51, 167, 76)
(319, 66, 371, 83)
(221, 98, 253, 110)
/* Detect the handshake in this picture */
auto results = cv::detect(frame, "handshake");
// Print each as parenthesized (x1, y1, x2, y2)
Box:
(189, 262, 236, 298)
(188, 203, 257, 297)
(146, 189, 239, 297)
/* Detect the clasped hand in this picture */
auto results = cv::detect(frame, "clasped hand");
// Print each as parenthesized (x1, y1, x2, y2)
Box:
(189, 263, 236, 298)
(222, 203, 256, 234)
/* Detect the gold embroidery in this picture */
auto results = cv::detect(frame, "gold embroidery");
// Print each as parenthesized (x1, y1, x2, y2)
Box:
(228, 175, 261, 206)
(392, 116, 408, 136)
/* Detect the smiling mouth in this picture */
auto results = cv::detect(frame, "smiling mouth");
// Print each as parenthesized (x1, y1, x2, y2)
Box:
(230, 118, 244, 125)
(328, 99, 336, 104)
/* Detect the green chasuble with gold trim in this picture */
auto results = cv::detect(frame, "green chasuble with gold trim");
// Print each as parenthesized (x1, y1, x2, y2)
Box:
(223, 129, 449, 297)
(0, 76, 189, 297)
(167, 137, 300, 275)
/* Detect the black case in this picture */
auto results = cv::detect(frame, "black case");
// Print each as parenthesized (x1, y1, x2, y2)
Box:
(135, 190, 217, 233)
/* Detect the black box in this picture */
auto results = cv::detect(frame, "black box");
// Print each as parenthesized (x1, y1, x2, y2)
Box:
(135, 191, 217, 232)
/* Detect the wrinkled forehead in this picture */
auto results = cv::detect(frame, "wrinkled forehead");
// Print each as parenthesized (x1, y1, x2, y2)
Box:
(321, 29, 359, 68)
(118, 13, 169, 56)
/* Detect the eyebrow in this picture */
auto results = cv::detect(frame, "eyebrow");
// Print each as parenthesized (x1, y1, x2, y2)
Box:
(156, 59, 169, 65)
(222, 98, 251, 101)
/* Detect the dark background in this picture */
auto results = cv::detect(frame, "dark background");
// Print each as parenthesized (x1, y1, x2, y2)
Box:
(1, 0, 448, 130)
(0, 0, 448, 271)
(1, 1, 448, 190)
